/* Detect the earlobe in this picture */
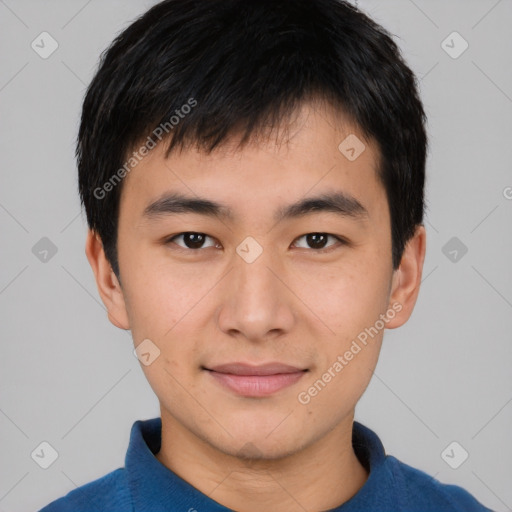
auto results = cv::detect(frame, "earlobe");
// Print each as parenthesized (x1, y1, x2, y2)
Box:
(386, 225, 426, 329)
(85, 230, 130, 330)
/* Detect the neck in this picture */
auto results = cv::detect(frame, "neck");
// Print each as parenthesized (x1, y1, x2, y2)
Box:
(156, 409, 368, 512)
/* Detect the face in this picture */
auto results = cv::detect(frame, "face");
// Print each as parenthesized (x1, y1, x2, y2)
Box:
(88, 101, 424, 459)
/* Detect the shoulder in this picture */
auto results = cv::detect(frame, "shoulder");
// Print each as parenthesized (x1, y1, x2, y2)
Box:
(38, 468, 131, 512)
(386, 456, 493, 511)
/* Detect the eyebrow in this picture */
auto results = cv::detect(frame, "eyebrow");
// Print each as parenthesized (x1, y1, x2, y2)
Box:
(142, 191, 369, 223)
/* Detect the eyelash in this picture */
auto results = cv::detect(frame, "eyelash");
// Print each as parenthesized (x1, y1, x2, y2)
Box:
(164, 232, 348, 253)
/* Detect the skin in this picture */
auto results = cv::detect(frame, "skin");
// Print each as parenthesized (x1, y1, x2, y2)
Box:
(86, 100, 426, 512)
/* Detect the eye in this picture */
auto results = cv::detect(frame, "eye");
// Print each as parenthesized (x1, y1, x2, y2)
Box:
(167, 232, 218, 250)
(292, 233, 346, 251)
(165, 232, 346, 252)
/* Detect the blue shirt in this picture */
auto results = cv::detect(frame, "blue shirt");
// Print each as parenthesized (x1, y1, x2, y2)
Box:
(39, 417, 493, 511)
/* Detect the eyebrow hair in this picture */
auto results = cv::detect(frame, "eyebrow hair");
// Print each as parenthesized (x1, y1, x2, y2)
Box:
(142, 191, 369, 223)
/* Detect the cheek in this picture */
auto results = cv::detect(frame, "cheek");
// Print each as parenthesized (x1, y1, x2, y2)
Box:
(121, 250, 217, 344)
(293, 255, 391, 339)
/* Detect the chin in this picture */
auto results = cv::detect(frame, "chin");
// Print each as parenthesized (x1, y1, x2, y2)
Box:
(209, 418, 311, 461)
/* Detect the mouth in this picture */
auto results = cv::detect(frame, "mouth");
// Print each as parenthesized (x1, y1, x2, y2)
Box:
(203, 362, 308, 397)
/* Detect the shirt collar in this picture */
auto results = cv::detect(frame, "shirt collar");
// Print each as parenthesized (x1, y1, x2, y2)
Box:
(125, 417, 231, 511)
(125, 417, 395, 511)
(340, 421, 398, 510)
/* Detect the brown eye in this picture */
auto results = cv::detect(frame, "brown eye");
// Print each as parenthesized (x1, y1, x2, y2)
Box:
(168, 232, 217, 250)
(293, 233, 345, 251)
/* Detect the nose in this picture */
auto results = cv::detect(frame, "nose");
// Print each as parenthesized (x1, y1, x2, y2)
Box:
(215, 245, 296, 343)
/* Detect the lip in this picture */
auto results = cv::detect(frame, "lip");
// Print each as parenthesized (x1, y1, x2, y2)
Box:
(204, 362, 307, 397)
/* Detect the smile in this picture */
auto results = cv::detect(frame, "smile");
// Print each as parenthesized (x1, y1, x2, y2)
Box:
(203, 362, 308, 397)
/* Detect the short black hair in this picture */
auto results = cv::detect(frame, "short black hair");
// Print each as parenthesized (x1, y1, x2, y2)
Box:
(77, 0, 428, 277)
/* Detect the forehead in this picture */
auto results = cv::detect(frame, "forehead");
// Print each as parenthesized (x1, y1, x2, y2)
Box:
(118, 101, 386, 225)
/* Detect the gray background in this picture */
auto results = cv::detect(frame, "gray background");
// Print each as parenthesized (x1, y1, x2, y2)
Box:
(0, 0, 511, 511)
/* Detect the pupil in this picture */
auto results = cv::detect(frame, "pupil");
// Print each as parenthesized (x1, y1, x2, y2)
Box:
(307, 233, 327, 249)
(182, 233, 329, 250)
(185, 232, 204, 249)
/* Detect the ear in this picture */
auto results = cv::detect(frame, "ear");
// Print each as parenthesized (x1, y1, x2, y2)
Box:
(85, 230, 130, 330)
(386, 224, 426, 329)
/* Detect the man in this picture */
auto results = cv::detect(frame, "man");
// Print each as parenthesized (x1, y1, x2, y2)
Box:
(40, 0, 493, 510)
